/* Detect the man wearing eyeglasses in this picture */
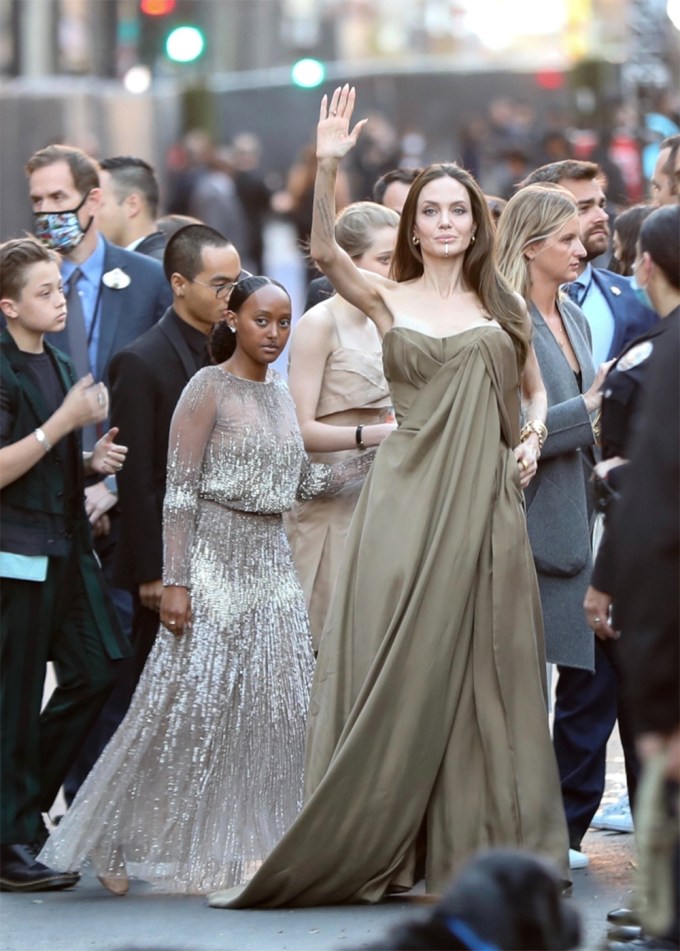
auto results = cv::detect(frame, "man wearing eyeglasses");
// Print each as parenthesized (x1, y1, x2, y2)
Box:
(109, 224, 242, 682)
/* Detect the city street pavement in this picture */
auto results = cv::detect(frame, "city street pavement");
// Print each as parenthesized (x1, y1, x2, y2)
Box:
(0, 728, 635, 951)
(0, 825, 636, 951)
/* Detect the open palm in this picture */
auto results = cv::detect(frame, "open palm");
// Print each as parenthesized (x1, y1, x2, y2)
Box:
(316, 84, 368, 162)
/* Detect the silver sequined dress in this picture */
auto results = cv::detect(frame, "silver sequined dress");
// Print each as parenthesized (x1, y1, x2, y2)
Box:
(40, 366, 373, 894)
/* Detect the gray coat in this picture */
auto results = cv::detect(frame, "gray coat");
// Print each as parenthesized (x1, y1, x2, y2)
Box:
(525, 297, 597, 671)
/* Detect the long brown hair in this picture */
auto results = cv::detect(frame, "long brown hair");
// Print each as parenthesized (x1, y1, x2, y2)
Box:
(391, 164, 530, 369)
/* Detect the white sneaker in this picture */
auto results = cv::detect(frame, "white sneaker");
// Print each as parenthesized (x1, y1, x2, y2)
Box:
(569, 848, 589, 870)
(591, 794, 634, 833)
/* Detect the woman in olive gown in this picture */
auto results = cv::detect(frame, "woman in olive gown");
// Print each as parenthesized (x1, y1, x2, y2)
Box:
(210, 85, 570, 909)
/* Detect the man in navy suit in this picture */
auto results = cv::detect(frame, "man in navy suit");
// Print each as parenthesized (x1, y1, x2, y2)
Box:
(25, 144, 172, 804)
(109, 224, 242, 681)
(519, 160, 657, 867)
(522, 160, 657, 365)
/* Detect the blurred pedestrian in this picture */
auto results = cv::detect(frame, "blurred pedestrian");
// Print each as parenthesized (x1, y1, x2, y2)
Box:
(97, 156, 166, 261)
(651, 134, 680, 206)
(372, 167, 421, 214)
(608, 204, 654, 276)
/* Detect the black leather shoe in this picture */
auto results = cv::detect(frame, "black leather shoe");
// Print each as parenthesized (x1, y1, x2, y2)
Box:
(0, 844, 80, 892)
(608, 909, 641, 926)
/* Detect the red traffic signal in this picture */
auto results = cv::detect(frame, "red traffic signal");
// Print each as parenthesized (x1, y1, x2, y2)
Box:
(140, 0, 176, 15)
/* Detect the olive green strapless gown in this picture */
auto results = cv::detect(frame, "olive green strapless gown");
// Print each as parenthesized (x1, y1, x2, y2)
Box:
(210, 324, 570, 908)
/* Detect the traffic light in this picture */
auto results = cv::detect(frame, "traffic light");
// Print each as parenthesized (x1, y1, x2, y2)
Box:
(140, 0, 176, 14)
(165, 25, 205, 63)
(291, 58, 326, 88)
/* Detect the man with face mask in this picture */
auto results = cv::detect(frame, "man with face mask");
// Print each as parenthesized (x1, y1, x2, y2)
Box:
(24, 144, 171, 812)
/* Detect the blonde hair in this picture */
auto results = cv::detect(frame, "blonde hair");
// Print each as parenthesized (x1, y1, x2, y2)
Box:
(496, 184, 578, 301)
(335, 201, 399, 259)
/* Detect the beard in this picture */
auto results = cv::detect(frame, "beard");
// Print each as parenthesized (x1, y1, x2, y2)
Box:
(583, 227, 609, 261)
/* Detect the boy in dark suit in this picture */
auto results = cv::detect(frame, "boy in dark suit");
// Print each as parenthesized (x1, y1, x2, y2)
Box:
(0, 238, 129, 890)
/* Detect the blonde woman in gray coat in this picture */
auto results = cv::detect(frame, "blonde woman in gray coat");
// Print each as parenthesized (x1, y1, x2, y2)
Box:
(497, 185, 612, 868)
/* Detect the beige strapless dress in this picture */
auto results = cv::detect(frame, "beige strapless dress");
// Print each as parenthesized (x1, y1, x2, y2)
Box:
(285, 347, 391, 650)
(210, 325, 570, 908)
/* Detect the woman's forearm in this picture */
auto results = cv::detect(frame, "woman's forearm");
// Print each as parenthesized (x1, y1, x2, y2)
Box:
(311, 159, 341, 269)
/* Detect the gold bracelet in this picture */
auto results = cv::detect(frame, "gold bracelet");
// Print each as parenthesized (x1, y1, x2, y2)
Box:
(520, 420, 548, 451)
(591, 410, 602, 445)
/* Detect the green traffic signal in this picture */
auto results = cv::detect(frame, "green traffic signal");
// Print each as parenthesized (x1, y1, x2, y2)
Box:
(165, 25, 205, 63)
(291, 58, 326, 88)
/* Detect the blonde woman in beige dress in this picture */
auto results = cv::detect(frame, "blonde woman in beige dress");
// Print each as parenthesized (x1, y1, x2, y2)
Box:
(286, 202, 399, 649)
(211, 85, 570, 909)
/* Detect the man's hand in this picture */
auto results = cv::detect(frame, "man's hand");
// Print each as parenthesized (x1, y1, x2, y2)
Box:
(84, 481, 118, 525)
(583, 585, 618, 639)
(139, 579, 164, 612)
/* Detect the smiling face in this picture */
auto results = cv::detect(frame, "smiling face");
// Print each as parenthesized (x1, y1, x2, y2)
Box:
(228, 283, 292, 373)
(526, 213, 586, 285)
(412, 177, 476, 260)
(0, 260, 66, 351)
(172, 244, 242, 334)
(353, 225, 398, 278)
(558, 177, 609, 261)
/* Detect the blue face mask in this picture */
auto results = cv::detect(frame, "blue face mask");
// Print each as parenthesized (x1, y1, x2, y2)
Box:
(33, 191, 92, 254)
(630, 274, 653, 311)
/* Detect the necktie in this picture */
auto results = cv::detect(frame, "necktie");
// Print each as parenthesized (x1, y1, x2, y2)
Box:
(565, 281, 585, 307)
(66, 268, 97, 449)
(66, 268, 91, 378)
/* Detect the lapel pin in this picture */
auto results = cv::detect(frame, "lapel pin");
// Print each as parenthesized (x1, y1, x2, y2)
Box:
(102, 268, 131, 289)
(610, 285, 621, 296)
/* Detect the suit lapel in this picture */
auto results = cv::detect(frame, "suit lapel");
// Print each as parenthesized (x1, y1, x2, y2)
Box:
(158, 309, 201, 381)
(1, 333, 51, 425)
(95, 240, 128, 380)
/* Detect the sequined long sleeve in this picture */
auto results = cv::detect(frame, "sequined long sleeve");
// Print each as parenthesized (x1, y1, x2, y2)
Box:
(163, 373, 218, 588)
(296, 448, 377, 501)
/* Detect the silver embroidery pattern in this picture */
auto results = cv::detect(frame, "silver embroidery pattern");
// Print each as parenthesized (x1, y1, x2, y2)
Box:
(40, 367, 372, 893)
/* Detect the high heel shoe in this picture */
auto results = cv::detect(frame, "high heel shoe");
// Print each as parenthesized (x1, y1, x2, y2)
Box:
(97, 873, 129, 896)
(97, 847, 128, 895)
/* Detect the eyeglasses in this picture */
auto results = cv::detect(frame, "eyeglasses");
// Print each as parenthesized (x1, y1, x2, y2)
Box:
(188, 269, 252, 300)
(189, 278, 239, 300)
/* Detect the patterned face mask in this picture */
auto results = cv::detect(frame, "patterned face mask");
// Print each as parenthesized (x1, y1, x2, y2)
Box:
(33, 191, 93, 253)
